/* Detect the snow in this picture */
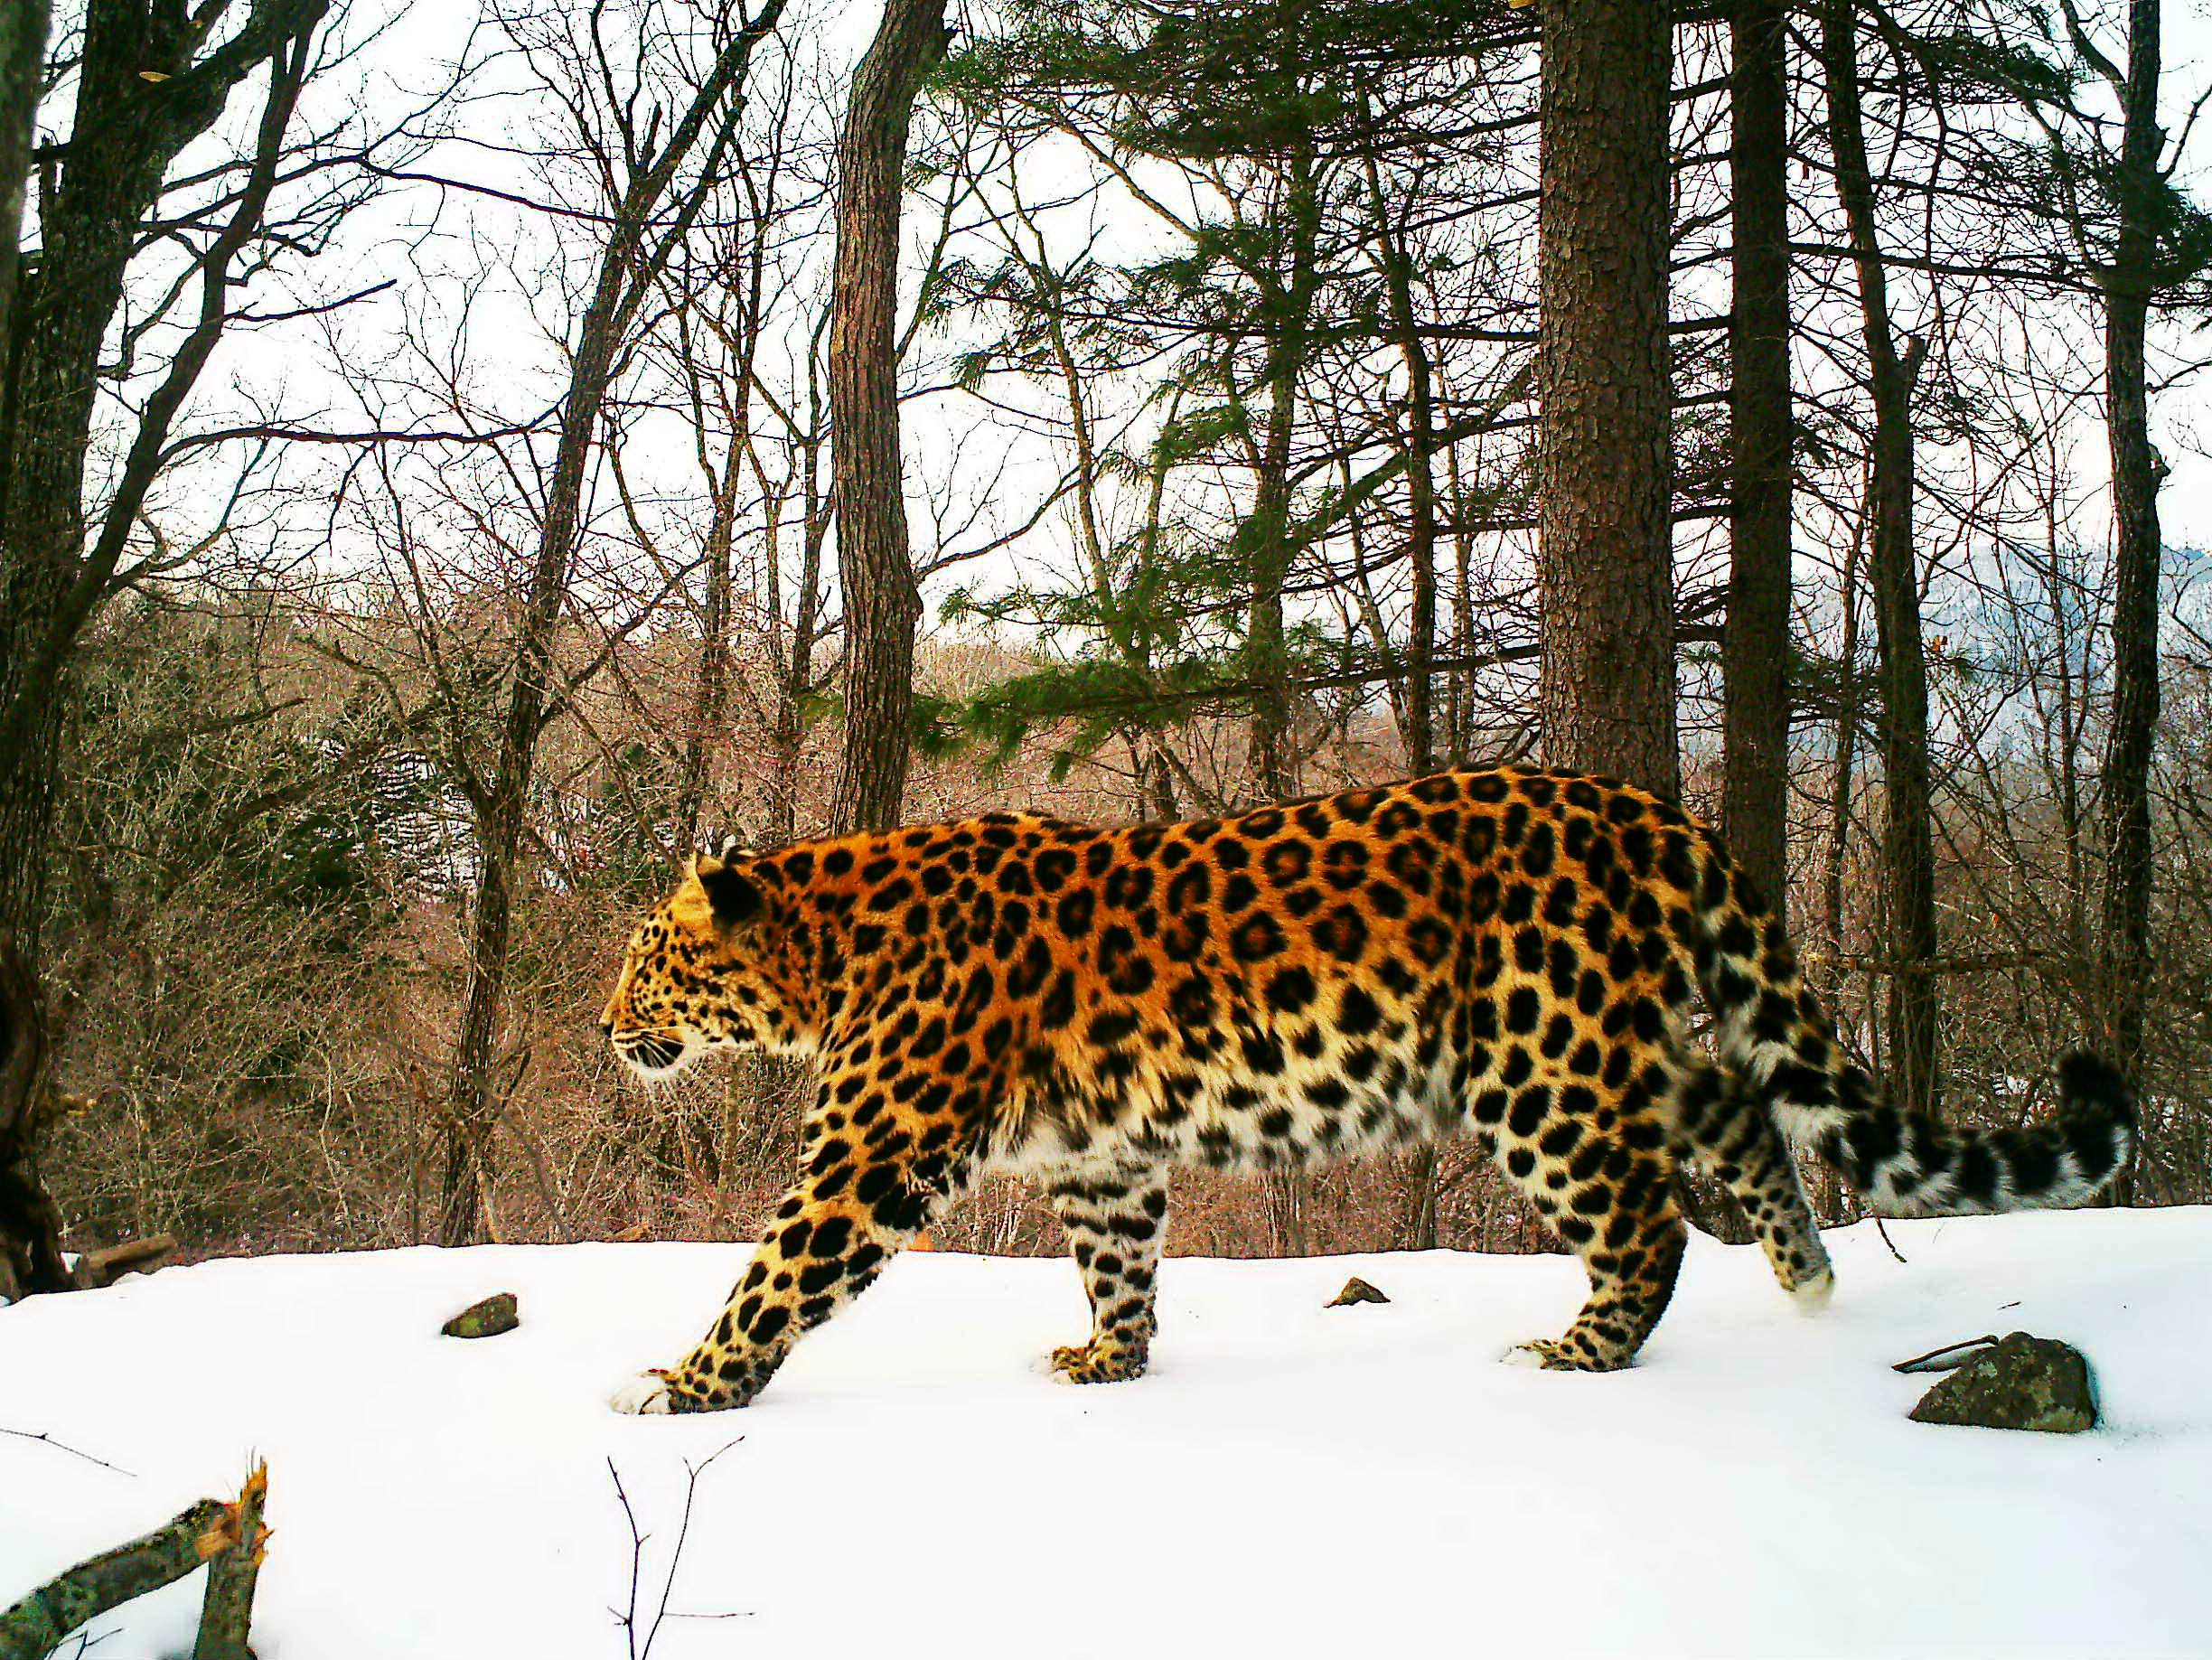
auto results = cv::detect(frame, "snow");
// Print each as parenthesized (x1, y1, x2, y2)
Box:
(4, 1209, 2208, 1659)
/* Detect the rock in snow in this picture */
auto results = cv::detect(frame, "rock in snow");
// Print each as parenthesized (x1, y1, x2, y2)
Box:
(1, 1208, 2207, 1658)
(1908, 1330, 2097, 1432)
(1326, 1275, 1391, 1307)
(440, 1291, 520, 1340)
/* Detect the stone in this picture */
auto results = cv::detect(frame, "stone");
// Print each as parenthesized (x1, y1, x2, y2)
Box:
(1326, 1276, 1391, 1308)
(1907, 1331, 2096, 1433)
(441, 1291, 520, 1339)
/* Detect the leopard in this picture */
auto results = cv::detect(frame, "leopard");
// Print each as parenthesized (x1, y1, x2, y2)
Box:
(599, 764, 2136, 1413)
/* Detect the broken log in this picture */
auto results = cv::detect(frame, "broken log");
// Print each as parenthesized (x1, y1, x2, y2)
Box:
(68, 1234, 178, 1290)
(193, 1461, 268, 1660)
(0, 1468, 269, 1660)
(0, 1498, 230, 1660)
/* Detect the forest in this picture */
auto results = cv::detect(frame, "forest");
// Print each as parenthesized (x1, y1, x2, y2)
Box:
(1, 0, 2207, 1299)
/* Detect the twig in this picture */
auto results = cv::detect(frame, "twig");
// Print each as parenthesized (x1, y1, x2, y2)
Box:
(1893, 1335, 2001, 1374)
(0, 1427, 136, 1479)
(607, 1439, 746, 1660)
(607, 1459, 648, 1660)
(645, 1440, 745, 1657)
(1875, 1218, 1907, 1263)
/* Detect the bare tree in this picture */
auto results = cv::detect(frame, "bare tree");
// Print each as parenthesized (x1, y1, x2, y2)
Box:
(439, 0, 791, 1244)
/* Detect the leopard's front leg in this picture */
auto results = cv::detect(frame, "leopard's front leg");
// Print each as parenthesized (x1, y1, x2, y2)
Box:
(1045, 1158, 1168, 1385)
(615, 1077, 973, 1413)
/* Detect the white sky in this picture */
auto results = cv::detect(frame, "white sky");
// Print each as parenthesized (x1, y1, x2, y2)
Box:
(78, 0, 2212, 652)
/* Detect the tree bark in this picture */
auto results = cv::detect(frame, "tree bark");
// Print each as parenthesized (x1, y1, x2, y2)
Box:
(1821, 0, 1939, 1116)
(1535, 0, 1677, 797)
(829, 0, 946, 836)
(0, 1, 43, 341)
(1722, 0, 1793, 916)
(2095, 0, 2164, 1111)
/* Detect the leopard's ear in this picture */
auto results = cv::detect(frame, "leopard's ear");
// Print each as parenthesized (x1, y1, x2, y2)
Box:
(694, 843, 764, 926)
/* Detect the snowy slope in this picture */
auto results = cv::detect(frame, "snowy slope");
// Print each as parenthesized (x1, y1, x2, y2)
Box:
(2, 1209, 2207, 1659)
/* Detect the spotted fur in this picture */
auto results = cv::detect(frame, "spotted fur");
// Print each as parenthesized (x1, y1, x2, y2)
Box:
(600, 766, 2136, 1412)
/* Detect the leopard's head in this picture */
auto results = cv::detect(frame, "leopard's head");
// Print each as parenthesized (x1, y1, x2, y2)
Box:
(600, 842, 811, 1079)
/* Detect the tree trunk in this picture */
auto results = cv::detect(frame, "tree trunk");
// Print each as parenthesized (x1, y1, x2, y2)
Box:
(1242, 143, 1325, 1255)
(0, 0, 321, 1290)
(1243, 143, 1323, 803)
(443, 230, 639, 1243)
(1362, 134, 1439, 780)
(1364, 138, 1443, 1246)
(0, 0, 50, 1306)
(675, 462, 741, 858)
(1722, 0, 1792, 915)
(1821, 0, 1938, 1117)
(2096, 0, 2163, 1102)
(829, 0, 946, 836)
(1535, 0, 1677, 797)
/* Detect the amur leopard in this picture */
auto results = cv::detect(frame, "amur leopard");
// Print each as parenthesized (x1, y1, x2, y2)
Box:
(599, 765, 2135, 1412)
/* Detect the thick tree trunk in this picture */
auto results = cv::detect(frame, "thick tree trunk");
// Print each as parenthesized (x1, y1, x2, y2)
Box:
(0, 0, 320, 1289)
(2096, 0, 2163, 1102)
(1821, 0, 1938, 1117)
(1535, 0, 1677, 796)
(1722, 0, 1793, 916)
(829, 0, 945, 836)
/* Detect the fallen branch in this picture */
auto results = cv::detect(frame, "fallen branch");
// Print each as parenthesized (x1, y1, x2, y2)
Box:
(0, 1499, 230, 1660)
(0, 1468, 269, 1660)
(80, 1235, 176, 1287)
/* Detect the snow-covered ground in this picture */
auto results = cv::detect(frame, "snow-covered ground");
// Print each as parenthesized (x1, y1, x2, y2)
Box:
(2, 1208, 2207, 1659)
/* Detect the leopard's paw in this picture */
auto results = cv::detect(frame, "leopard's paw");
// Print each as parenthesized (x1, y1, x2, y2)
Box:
(1503, 1336, 1628, 1373)
(1790, 1265, 1836, 1311)
(609, 1369, 676, 1415)
(1049, 1338, 1148, 1385)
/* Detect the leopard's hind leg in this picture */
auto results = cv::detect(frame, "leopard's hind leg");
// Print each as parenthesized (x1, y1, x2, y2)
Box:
(1661, 1049, 1832, 1304)
(1045, 1157, 1168, 1383)
(1477, 1064, 1688, 1372)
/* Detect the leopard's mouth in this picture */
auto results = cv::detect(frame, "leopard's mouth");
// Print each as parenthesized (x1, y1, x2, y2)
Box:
(612, 1031, 690, 1077)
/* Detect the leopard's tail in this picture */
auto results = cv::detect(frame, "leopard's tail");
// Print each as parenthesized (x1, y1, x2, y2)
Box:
(1684, 846, 2136, 1216)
